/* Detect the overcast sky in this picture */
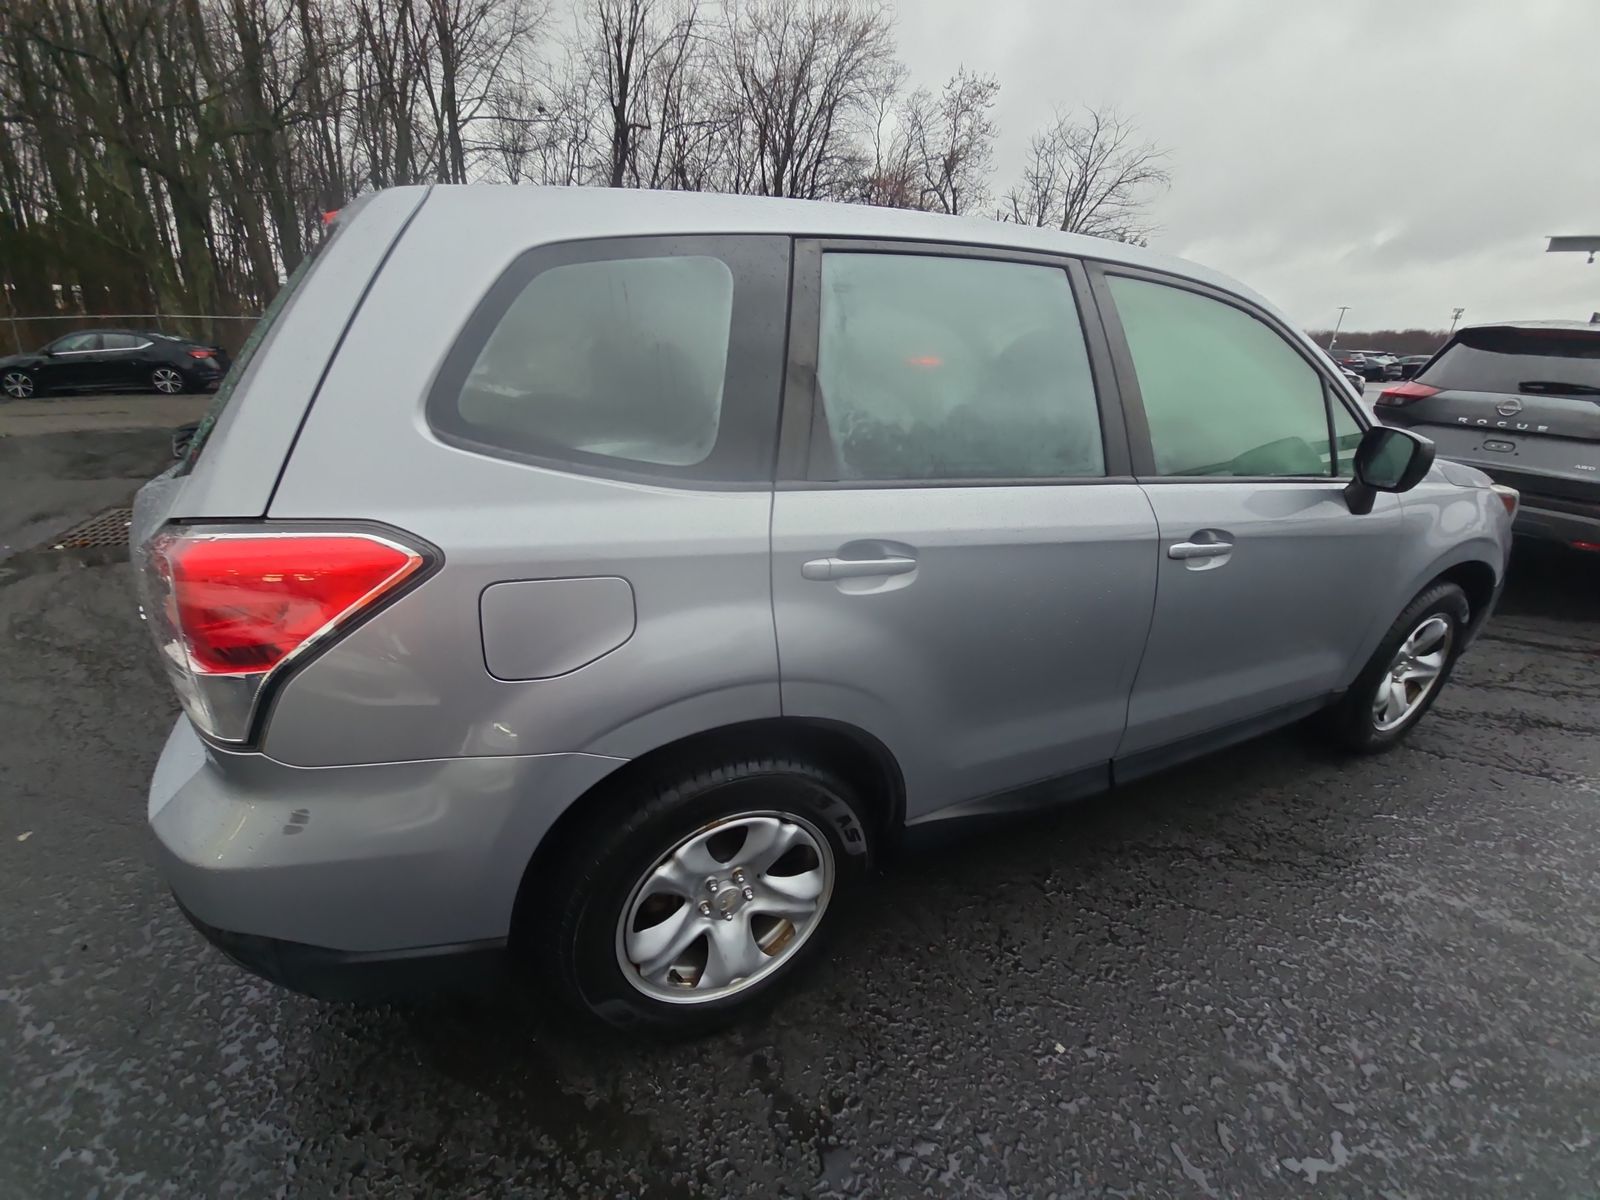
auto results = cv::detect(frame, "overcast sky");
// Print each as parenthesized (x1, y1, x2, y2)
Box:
(894, 0, 1600, 331)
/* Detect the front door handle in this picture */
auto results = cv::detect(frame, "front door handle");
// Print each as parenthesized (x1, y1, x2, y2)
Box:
(1167, 540, 1233, 560)
(801, 555, 917, 581)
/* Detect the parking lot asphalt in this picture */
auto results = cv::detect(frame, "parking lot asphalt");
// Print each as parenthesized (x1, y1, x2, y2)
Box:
(2, 413, 1598, 1198)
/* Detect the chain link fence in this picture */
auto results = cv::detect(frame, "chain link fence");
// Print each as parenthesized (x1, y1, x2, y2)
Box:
(2, 313, 261, 358)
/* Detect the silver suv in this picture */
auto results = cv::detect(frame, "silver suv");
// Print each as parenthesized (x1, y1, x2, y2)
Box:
(135, 187, 1515, 1032)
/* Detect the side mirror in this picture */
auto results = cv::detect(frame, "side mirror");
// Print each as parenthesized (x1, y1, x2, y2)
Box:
(1345, 426, 1435, 514)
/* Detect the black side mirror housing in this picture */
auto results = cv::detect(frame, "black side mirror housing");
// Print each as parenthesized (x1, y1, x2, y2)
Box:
(1344, 426, 1435, 514)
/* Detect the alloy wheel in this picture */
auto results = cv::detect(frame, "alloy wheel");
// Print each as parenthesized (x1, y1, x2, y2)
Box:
(615, 811, 835, 1004)
(2, 370, 33, 399)
(152, 367, 184, 394)
(1372, 614, 1453, 732)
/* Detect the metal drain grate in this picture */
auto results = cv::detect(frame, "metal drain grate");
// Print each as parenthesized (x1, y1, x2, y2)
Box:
(53, 507, 133, 550)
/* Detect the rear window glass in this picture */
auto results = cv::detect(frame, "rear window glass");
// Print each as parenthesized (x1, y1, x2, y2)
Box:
(454, 256, 734, 468)
(1422, 327, 1600, 396)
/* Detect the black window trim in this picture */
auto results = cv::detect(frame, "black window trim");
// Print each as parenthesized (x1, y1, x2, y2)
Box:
(775, 236, 1134, 489)
(425, 233, 791, 492)
(1087, 261, 1371, 485)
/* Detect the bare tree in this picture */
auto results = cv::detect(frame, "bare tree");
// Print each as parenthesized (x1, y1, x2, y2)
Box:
(906, 67, 997, 215)
(720, 0, 898, 200)
(1001, 106, 1170, 243)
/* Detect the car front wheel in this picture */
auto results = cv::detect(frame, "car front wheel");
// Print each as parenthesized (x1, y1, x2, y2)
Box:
(1320, 581, 1469, 752)
(151, 366, 187, 394)
(540, 755, 873, 1033)
(2, 368, 36, 400)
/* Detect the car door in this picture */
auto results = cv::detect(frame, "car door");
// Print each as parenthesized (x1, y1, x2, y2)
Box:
(769, 243, 1159, 823)
(1092, 267, 1405, 771)
(97, 333, 151, 389)
(39, 332, 104, 390)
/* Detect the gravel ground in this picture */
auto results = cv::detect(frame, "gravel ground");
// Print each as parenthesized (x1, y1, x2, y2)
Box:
(1, 429, 1596, 1198)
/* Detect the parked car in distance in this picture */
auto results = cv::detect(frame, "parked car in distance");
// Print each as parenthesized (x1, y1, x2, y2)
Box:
(1377, 320, 1599, 552)
(1397, 354, 1432, 380)
(0, 329, 230, 399)
(1350, 349, 1401, 381)
(134, 187, 1516, 1033)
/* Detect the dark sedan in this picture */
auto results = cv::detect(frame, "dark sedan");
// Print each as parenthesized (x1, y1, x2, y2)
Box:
(1397, 354, 1432, 379)
(0, 329, 230, 400)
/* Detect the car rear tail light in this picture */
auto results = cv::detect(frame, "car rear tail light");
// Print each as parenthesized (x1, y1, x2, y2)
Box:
(1573, 540, 1600, 553)
(187, 348, 215, 359)
(138, 527, 428, 743)
(1490, 484, 1519, 518)
(1376, 381, 1440, 406)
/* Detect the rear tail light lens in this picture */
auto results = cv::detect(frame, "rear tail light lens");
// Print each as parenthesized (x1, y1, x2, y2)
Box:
(1573, 540, 1600, 553)
(1376, 381, 1440, 407)
(139, 528, 426, 743)
(1490, 484, 1519, 518)
(187, 348, 215, 359)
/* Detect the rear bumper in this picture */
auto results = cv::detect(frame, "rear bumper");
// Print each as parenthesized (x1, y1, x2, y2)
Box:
(147, 717, 625, 967)
(1513, 497, 1600, 546)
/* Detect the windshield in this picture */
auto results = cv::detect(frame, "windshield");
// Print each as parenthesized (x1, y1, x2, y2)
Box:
(1422, 327, 1600, 396)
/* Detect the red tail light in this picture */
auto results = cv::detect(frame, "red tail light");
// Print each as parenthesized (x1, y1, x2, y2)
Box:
(187, 348, 215, 359)
(1376, 381, 1439, 407)
(141, 528, 427, 742)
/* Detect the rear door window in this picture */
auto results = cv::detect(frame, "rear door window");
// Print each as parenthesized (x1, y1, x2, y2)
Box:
(429, 235, 789, 484)
(810, 252, 1105, 481)
(1422, 327, 1600, 396)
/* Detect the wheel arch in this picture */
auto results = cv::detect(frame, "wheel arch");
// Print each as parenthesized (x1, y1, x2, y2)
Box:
(508, 716, 906, 947)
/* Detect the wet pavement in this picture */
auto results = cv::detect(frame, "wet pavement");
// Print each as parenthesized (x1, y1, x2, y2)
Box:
(2, 429, 1597, 1198)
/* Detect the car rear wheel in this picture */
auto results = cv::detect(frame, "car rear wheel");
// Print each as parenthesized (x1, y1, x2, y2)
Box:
(151, 366, 187, 394)
(538, 754, 873, 1033)
(2, 369, 36, 400)
(1319, 581, 1469, 753)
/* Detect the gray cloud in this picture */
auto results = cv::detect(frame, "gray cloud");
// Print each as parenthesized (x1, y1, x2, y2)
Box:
(896, 0, 1600, 329)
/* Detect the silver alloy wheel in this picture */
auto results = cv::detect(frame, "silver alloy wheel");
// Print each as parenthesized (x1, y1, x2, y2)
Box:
(616, 810, 835, 1004)
(2, 370, 33, 399)
(1372, 614, 1453, 732)
(152, 367, 185, 394)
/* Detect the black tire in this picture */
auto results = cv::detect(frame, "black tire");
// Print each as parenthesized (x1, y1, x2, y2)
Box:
(538, 755, 873, 1034)
(2, 368, 37, 401)
(1319, 581, 1470, 753)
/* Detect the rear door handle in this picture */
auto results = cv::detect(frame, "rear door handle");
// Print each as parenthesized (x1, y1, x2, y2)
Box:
(801, 555, 917, 581)
(1167, 541, 1233, 560)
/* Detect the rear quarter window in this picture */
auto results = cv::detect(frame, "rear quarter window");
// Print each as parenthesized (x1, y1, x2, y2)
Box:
(428, 235, 790, 485)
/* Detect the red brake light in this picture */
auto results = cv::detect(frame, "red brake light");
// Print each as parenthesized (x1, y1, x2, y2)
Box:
(141, 529, 426, 741)
(166, 534, 422, 675)
(1376, 381, 1439, 407)
(187, 348, 215, 359)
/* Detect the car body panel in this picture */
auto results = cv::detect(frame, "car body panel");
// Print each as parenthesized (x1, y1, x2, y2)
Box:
(167, 186, 431, 522)
(1118, 484, 1405, 755)
(770, 484, 1159, 821)
(149, 717, 625, 950)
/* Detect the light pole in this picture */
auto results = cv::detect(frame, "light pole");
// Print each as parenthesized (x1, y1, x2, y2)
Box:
(1330, 305, 1350, 350)
(1449, 307, 1464, 334)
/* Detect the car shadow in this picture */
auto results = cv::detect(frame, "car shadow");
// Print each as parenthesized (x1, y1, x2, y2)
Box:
(1496, 539, 1600, 625)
